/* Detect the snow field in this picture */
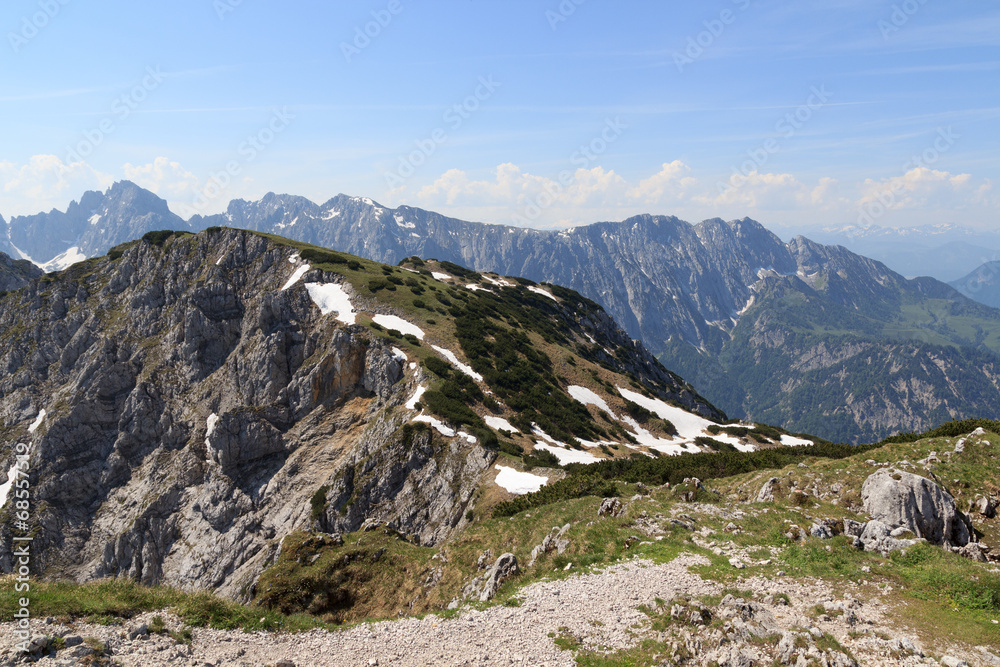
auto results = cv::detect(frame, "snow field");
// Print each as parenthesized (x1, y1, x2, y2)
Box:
(305, 283, 357, 324)
(494, 465, 548, 494)
(567, 385, 615, 416)
(484, 416, 516, 433)
(372, 315, 425, 340)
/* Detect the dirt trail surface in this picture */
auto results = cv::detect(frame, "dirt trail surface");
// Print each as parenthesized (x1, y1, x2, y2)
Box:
(1, 554, 995, 666)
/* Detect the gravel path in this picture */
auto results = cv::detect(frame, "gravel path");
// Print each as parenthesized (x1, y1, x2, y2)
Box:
(0, 554, 717, 667)
(3, 552, 995, 666)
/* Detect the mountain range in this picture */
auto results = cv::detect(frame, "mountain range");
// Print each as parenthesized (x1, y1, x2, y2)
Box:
(6, 182, 1000, 443)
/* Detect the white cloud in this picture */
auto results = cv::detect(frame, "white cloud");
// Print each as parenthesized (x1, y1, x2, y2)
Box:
(123, 157, 201, 202)
(697, 171, 813, 211)
(0, 155, 112, 216)
(858, 167, 978, 211)
(384, 160, 1000, 229)
(1, 155, 995, 231)
(627, 160, 698, 203)
(416, 162, 636, 212)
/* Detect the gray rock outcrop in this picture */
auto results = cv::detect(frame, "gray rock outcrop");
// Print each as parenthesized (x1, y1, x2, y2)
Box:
(756, 477, 780, 503)
(0, 228, 494, 599)
(479, 553, 519, 601)
(0, 251, 42, 291)
(454, 552, 521, 605)
(527, 524, 571, 566)
(856, 519, 922, 556)
(861, 468, 973, 548)
(974, 495, 997, 518)
(598, 497, 624, 518)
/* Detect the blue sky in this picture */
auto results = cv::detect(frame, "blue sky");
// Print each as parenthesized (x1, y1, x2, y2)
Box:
(1, 0, 998, 232)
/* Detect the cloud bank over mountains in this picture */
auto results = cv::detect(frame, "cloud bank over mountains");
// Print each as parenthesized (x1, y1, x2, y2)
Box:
(1, 153, 994, 230)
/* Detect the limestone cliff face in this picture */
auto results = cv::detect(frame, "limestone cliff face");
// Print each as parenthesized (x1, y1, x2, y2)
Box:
(0, 229, 491, 599)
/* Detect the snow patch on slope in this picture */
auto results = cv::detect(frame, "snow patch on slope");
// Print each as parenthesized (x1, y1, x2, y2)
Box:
(616, 386, 717, 441)
(532, 426, 600, 464)
(494, 465, 547, 495)
(780, 434, 813, 447)
(567, 385, 614, 416)
(413, 415, 456, 437)
(484, 416, 516, 433)
(620, 416, 700, 456)
(432, 345, 483, 382)
(527, 285, 558, 301)
(205, 413, 219, 447)
(305, 282, 357, 324)
(0, 464, 19, 509)
(28, 410, 46, 433)
(280, 264, 311, 291)
(405, 386, 426, 410)
(373, 315, 424, 339)
(533, 444, 599, 465)
(485, 275, 514, 288)
(40, 247, 87, 272)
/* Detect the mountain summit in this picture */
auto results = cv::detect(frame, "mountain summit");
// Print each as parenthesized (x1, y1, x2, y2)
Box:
(6, 181, 186, 269)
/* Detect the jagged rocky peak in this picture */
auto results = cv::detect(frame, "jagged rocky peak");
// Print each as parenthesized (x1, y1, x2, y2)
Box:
(8, 180, 187, 266)
(0, 227, 766, 599)
(101, 179, 175, 217)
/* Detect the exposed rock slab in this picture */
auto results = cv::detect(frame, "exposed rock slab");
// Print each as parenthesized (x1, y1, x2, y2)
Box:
(861, 468, 972, 548)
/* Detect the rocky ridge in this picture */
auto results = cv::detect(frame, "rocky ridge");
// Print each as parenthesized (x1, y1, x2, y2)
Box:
(0, 227, 738, 600)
